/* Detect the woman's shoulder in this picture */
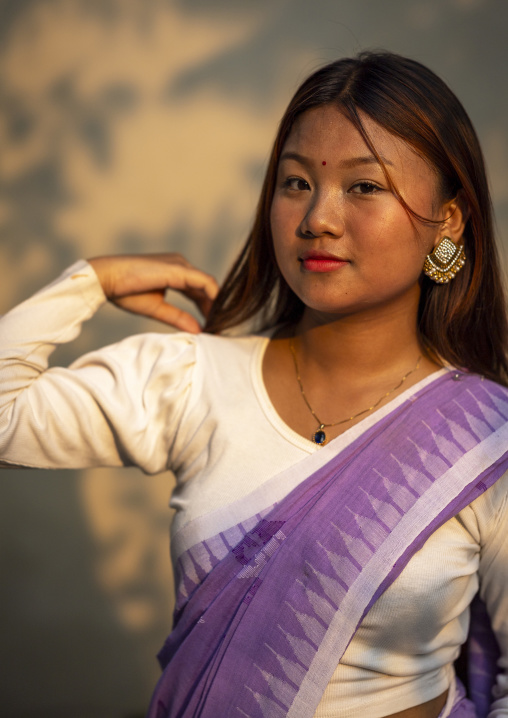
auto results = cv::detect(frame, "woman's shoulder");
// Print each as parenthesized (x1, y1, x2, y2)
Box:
(191, 331, 270, 383)
(435, 368, 508, 405)
(79, 327, 267, 362)
(81, 329, 269, 389)
(196, 330, 269, 355)
(124, 328, 268, 358)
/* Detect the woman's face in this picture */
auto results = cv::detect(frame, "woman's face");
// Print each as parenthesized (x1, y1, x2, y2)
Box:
(270, 105, 449, 325)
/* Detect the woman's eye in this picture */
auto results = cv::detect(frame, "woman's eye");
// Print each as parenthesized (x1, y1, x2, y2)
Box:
(350, 181, 381, 195)
(283, 177, 310, 191)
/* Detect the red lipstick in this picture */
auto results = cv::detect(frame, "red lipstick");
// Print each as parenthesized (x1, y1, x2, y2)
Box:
(299, 250, 349, 273)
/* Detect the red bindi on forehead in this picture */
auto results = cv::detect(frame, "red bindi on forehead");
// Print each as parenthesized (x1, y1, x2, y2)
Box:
(322, 160, 327, 165)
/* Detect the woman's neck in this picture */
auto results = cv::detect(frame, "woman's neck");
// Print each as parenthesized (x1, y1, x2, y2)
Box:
(293, 302, 429, 379)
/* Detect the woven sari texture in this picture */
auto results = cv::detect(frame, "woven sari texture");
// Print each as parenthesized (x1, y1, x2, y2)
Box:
(149, 371, 508, 718)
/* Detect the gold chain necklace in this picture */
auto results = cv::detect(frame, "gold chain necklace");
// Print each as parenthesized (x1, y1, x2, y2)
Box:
(289, 338, 421, 445)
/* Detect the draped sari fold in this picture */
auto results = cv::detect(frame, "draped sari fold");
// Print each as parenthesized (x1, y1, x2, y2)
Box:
(149, 371, 508, 718)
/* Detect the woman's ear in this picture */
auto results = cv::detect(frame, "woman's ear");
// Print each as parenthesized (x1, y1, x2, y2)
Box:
(433, 189, 470, 248)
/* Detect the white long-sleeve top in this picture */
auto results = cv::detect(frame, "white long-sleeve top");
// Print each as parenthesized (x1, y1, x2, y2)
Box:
(1, 261, 508, 718)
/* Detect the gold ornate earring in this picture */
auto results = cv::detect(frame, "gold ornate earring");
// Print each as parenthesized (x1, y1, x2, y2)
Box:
(423, 237, 466, 284)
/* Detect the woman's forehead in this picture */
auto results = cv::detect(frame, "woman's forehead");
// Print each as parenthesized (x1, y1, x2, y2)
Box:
(282, 105, 436, 179)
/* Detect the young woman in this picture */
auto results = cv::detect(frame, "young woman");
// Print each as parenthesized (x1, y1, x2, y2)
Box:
(1, 52, 508, 718)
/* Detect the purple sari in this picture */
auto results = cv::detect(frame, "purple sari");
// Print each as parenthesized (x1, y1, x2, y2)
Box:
(149, 371, 508, 718)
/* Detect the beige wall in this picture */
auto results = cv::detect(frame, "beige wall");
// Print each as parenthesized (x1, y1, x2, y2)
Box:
(1, 1, 507, 716)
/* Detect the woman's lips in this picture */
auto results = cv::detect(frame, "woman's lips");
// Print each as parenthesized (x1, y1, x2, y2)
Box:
(299, 251, 349, 273)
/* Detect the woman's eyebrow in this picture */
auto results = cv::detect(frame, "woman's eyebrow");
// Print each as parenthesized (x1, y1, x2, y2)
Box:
(279, 151, 394, 168)
(340, 154, 394, 168)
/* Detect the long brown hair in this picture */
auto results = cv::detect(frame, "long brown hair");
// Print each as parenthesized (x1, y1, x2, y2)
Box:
(205, 51, 508, 385)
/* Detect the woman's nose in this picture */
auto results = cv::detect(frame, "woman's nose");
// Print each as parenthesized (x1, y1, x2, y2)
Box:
(299, 191, 345, 239)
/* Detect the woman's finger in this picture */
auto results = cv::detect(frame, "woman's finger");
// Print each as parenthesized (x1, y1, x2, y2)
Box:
(89, 255, 219, 316)
(112, 293, 203, 333)
(163, 267, 219, 316)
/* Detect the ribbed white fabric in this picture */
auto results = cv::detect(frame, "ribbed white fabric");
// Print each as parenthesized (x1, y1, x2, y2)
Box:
(1, 260, 507, 717)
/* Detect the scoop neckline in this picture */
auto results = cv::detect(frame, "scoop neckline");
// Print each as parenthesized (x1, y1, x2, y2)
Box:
(250, 334, 450, 454)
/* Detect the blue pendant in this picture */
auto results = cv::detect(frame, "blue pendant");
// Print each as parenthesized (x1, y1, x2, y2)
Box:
(312, 426, 327, 445)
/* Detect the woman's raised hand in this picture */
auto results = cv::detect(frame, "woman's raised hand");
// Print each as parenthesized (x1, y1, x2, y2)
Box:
(88, 254, 219, 334)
